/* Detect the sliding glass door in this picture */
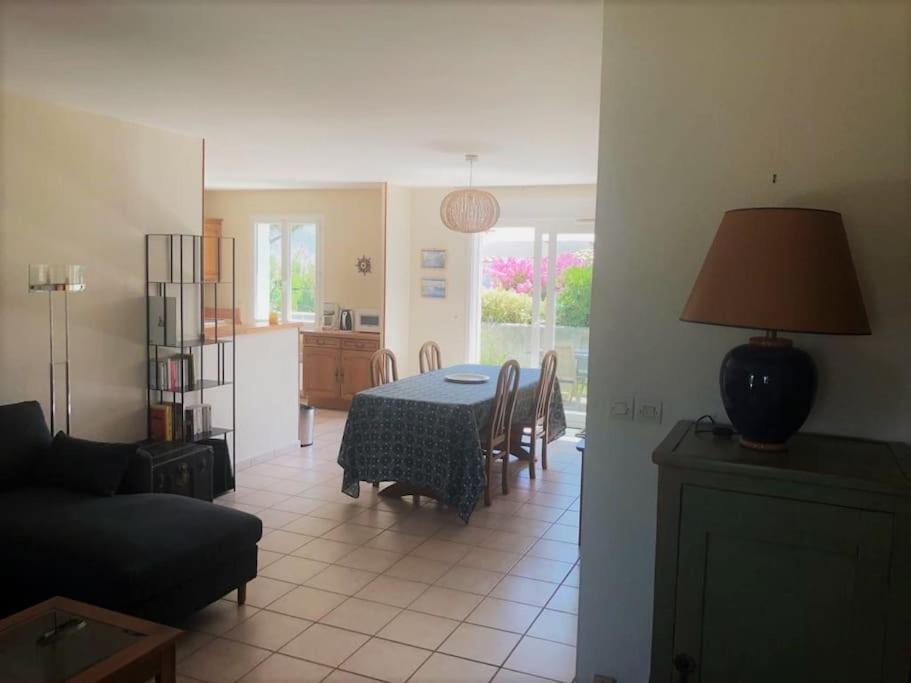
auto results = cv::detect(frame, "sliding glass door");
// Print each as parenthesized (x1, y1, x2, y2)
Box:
(475, 226, 594, 427)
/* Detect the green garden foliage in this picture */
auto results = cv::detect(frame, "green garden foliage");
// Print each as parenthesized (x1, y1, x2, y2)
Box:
(556, 265, 592, 327)
(481, 288, 533, 324)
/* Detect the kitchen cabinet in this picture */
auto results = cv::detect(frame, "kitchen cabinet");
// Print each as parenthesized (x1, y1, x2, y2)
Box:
(300, 331, 381, 409)
(651, 421, 911, 683)
(203, 218, 222, 282)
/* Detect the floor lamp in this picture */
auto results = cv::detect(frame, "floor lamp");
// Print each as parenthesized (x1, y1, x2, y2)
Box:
(28, 264, 86, 434)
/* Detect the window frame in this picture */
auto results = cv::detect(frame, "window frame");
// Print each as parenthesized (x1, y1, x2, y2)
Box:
(251, 215, 323, 327)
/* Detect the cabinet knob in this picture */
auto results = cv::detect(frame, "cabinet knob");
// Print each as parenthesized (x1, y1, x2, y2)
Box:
(673, 653, 696, 682)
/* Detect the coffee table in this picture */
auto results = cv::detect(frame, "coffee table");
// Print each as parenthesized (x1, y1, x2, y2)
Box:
(0, 596, 181, 682)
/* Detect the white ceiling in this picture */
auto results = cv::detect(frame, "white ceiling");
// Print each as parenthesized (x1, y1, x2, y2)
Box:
(0, 0, 602, 189)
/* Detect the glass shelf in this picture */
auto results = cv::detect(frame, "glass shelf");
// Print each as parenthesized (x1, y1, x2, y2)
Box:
(189, 428, 233, 440)
(148, 280, 234, 285)
(149, 338, 232, 349)
(149, 380, 232, 393)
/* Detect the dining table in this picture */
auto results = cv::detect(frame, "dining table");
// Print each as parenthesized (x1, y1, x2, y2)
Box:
(337, 363, 567, 522)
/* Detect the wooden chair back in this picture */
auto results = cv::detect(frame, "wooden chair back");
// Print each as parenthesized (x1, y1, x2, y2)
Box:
(370, 348, 399, 387)
(535, 350, 558, 427)
(488, 360, 520, 450)
(419, 341, 442, 374)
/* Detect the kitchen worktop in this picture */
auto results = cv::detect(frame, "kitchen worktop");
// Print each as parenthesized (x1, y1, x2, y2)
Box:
(300, 328, 382, 341)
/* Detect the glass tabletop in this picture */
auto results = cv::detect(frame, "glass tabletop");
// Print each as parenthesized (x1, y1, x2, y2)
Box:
(0, 609, 145, 682)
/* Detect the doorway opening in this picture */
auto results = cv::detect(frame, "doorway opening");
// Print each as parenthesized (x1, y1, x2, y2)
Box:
(470, 225, 594, 428)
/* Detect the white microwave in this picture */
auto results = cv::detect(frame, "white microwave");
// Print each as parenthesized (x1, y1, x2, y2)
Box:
(354, 309, 382, 333)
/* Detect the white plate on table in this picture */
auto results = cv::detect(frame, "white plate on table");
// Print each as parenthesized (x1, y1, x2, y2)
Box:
(444, 373, 490, 384)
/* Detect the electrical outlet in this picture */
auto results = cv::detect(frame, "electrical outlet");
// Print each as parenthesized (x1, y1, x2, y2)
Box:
(635, 397, 663, 424)
(609, 396, 634, 420)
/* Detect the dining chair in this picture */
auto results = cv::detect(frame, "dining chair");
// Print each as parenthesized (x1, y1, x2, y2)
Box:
(418, 341, 442, 374)
(369, 348, 399, 387)
(510, 350, 558, 479)
(482, 359, 520, 506)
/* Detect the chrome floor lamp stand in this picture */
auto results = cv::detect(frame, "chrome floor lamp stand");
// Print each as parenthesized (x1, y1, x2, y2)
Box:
(29, 265, 85, 435)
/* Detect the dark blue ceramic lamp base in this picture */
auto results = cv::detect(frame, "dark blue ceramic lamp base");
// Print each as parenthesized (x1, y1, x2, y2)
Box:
(720, 336, 817, 451)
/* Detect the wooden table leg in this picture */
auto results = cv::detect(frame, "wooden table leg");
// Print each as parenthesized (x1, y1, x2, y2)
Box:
(378, 482, 440, 502)
(156, 643, 176, 683)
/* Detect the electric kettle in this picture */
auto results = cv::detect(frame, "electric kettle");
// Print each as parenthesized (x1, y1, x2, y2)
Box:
(339, 309, 353, 331)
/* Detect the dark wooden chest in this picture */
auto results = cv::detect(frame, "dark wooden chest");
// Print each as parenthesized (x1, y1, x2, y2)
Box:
(135, 442, 214, 502)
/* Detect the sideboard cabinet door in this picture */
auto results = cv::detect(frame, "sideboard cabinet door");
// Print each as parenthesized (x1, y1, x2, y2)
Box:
(673, 486, 892, 683)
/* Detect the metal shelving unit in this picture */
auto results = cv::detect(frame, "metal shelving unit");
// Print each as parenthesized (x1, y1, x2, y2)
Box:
(145, 233, 236, 494)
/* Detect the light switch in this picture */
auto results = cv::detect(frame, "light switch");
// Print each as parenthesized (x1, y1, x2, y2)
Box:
(609, 396, 634, 420)
(635, 397, 663, 424)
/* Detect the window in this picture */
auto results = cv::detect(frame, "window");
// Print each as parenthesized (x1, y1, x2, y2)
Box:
(253, 218, 320, 325)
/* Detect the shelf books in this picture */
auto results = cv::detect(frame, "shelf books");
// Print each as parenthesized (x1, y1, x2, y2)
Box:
(150, 354, 196, 391)
(149, 402, 212, 440)
(184, 404, 212, 438)
(149, 403, 175, 441)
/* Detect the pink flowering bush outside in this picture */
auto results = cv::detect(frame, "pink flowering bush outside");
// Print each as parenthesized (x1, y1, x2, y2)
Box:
(483, 250, 591, 295)
(481, 249, 593, 326)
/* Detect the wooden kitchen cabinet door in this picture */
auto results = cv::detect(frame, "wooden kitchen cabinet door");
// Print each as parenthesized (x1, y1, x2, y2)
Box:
(303, 346, 340, 403)
(203, 218, 222, 282)
(340, 349, 373, 401)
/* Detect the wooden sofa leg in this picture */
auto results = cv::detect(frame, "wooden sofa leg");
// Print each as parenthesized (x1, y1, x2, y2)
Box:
(237, 583, 247, 605)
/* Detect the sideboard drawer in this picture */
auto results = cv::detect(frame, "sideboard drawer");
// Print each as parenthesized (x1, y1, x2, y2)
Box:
(303, 334, 341, 349)
(342, 338, 380, 352)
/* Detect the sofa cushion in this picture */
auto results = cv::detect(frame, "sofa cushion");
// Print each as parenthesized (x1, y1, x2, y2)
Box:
(0, 488, 263, 610)
(0, 401, 51, 491)
(38, 432, 136, 496)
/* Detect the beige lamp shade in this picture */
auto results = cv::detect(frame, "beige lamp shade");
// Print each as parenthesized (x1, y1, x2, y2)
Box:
(680, 208, 870, 335)
(440, 188, 500, 233)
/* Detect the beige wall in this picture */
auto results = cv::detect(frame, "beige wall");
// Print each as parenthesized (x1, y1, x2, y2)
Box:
(579, 3, 911, 681)
(0, 92, 202, 441)
(405, 188, 476, 376)
(383, 185, 412, 364)
(204, 188, 385, 326)
(401, 185, 596, 376)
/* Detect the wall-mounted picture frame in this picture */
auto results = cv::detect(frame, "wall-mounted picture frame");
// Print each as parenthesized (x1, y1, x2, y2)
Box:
(421, 277, 446, 299)
(421, 249, 447, 269)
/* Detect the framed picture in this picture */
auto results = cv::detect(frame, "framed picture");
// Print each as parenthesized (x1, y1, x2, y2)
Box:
(421, 249, 447, 269)
(421, 277, 446, 299)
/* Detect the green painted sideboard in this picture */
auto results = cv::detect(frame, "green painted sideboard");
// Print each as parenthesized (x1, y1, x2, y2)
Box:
(651, 421, 911, 683)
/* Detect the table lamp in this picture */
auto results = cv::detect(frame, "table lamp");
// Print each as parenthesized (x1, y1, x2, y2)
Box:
(680, 208, 870, 451)
(28, 264, 86, 434)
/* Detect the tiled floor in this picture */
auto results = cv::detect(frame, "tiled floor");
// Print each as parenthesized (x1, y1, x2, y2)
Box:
(177, 409, 581, 683)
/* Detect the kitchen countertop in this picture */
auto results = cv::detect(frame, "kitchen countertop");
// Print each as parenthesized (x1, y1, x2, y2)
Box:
(301, 329, 382, 341)
(204, 321, 302, 338)
(205, 323, 382, 340)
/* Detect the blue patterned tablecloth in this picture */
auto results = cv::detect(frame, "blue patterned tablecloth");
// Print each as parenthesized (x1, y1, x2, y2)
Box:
(338, 364, 566, 521)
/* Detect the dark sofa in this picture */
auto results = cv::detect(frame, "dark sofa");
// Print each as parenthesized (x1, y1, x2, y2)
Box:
(0, 401, 262, 625)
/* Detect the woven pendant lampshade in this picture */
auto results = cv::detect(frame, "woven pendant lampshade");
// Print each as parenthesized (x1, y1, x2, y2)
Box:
(440, 154, 500, 233)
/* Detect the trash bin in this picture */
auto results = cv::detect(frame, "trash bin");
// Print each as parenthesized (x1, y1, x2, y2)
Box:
(299, 404, 315, 447)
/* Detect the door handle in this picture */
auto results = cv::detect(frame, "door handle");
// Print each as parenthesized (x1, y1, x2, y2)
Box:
(673, 653, 696, 683)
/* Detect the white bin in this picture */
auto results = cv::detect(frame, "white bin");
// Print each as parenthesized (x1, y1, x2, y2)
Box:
(300, 404, 315, 446)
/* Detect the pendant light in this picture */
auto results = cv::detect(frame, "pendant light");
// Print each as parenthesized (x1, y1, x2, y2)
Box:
(440, 154, 500, 233)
